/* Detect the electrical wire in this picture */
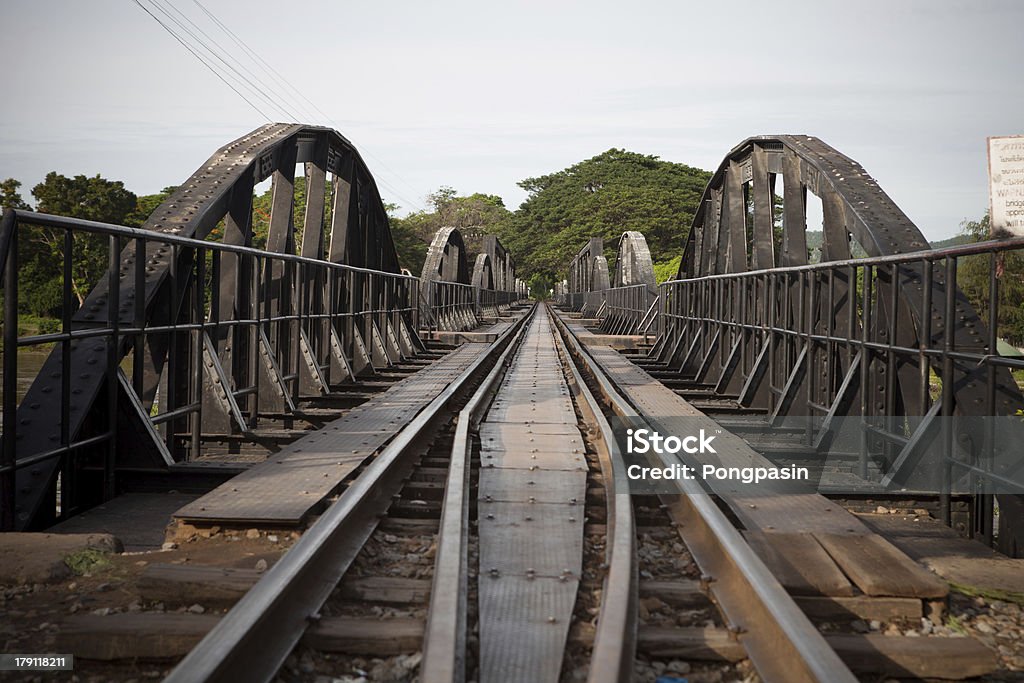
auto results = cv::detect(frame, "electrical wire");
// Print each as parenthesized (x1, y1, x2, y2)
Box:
(135, 0, 427, 212)
(189, 0, 427, 211)
(144, 0, 298, 121)
(131, 0, 273, 121)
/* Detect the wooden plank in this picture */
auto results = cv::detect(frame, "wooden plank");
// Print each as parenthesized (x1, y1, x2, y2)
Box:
(815, 532, 948, 598)
(174, 343, 486, 525)
(58, 614, 427, 660)
(379, 517, 438, 533)
(585, 345, 951, 601)
(639, 579, 711, 609)
(743, 531, 854, 597)
(794, 596, 922, 622)
(56, 613, 219, 660)
(138, 564, 431, 608)
(825, 633, 997, 679)
(858, 513, 1024, 595)
(637, 626, 746, 661)
(338, 576, 431, 604)
(138, 564, 261, 606)
(302, 616, 423, 655)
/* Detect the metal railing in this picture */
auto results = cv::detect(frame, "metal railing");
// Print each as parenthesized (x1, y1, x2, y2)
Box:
(556, 285, 659, 338)
(0, 209, 424, 529)
(656, 236, 1024, 541)
(420, 280, 479, 332)
(598, 284, 656, 335)
(477, 288, 519, 318)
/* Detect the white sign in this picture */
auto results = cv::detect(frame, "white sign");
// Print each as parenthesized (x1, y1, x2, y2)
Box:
(988, 135, 1024, 237)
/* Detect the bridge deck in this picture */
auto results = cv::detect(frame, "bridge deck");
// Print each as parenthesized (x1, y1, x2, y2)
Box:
(573, 322, 948, 601)
(173, 342, 491, 526)
(477, 311, 586, 683)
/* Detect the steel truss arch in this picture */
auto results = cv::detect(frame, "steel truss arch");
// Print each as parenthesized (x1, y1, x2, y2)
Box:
(567, 237, 610, 314)
(420, 227, 478, 332)
(673, 134, 1018, 419)
(472, 253, 494, 290)
(612, 230, 657, 293)
(659, 135, 1024, 551)
(421, 227, 470, 285)
(5, 124, 416, 530)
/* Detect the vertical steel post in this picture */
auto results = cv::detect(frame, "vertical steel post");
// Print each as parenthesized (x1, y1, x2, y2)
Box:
(1, 215, 18, 530)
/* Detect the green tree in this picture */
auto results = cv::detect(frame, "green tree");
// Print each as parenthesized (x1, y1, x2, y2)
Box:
(125, 186, 178, 227)
(528, 272, 552, 300)
(957, 213, 1024, 347)
(653, 255, 682, 283)
(391, 189, 512, 275)
(1, 178, 31, 211)
(497, 149, 711, 282)
(31, 173, 137, 305)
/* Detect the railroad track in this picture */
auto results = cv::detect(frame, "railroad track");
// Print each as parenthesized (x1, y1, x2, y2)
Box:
(18, 303, 999, 682)
(162, 303, 854, 683)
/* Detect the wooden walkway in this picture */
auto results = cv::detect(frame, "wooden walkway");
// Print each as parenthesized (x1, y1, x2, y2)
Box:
(174, 342, 490, 526)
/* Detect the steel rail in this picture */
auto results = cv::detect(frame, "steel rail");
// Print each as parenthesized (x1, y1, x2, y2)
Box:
(547, 304, 638, 683)
(420, 306, 536, 682)
(164, 308, 534, 683)
(550, 310, 857, 683)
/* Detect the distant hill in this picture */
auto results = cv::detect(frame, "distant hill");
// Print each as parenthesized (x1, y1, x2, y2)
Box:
(929, 234, 970, 249)
(802, 230, 968, 263)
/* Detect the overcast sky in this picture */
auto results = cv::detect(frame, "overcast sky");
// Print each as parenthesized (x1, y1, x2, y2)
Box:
(2, 0, 1021, 240)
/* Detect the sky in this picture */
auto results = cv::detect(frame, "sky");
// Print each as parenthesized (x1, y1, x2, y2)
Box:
(2, 0, 1022, 241)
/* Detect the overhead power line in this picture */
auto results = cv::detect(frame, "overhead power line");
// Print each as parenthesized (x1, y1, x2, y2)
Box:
(131, 0, 273, 121)
(188, 0, 427, 212)
(143, 0, 298, 121)
(133, 0, 427, 212)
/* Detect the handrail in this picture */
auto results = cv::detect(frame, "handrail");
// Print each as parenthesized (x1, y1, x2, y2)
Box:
(638, 294, 659, 336)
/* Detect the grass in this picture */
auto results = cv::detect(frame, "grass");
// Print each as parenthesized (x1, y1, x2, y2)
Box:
(949, 580, 1024, 607)
(64, 548, 112, 576)
(0, 315, 61, 352)
(945, 613, 969, 635)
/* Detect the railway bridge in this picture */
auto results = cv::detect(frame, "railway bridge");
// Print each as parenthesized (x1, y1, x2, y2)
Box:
(1, 126, 1024, 682)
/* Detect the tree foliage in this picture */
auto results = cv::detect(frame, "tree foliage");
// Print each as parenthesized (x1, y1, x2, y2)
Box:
(389, 188, 512, 275)
(1, 178, 31, 211)
(2, 174, 177, 313)
(957, 213, 1024, 347)
(25, 173, 139, 307)
(495, 149, 711, 280)
(653, 255, 682, 283)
